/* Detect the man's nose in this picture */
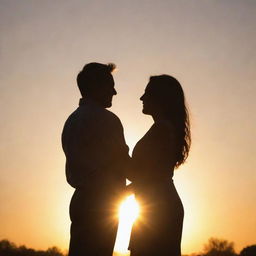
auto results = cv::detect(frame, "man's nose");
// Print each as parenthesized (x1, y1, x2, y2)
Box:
(140, 94, 144, 101)
(113, 88, 117, 95)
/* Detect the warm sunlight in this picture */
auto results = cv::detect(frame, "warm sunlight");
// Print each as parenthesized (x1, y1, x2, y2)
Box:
(114, 195, 140, 254)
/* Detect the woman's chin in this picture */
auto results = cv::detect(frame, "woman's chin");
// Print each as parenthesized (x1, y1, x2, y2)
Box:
(142, 108, 150, 115)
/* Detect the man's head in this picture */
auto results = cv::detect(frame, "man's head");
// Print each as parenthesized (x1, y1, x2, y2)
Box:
(77, 62, 117, 108)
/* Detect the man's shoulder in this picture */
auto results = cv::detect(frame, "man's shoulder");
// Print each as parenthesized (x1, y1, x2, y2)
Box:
(99, 108, 124, 131)
(63, 108, 80, 125)
(63, 106, 123, 131)
(103, 108, 121, 122)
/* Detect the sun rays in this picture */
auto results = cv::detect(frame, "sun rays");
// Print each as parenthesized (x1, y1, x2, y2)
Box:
(114, 195, 140, 254)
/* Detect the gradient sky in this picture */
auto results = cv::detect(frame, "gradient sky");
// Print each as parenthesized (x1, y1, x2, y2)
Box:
(0, 0, 256, 254)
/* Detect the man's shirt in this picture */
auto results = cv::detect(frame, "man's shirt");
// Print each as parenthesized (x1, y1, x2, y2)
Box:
(62, 98, 130, 193)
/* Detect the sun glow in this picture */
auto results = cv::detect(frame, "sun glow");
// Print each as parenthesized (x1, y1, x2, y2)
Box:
(114, 194, 140, 254)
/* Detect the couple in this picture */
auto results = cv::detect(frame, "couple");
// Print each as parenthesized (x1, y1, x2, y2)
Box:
(62, 62, 191, 256)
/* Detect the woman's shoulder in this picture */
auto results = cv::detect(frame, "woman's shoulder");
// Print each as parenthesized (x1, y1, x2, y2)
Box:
(148, 120, 175, 137)
(137, 121, 176, 150)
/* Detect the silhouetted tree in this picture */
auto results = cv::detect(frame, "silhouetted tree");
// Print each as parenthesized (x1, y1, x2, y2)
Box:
(240, 245, 256, 256)
(203, 238, 237, 256)
(0, 239, 65, 256)
(46, 247, 63, 256)
(0, 239, 17, 256)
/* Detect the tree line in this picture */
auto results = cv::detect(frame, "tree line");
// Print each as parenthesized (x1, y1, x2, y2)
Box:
(0, 240, 65, 256)
(188, 238, 256, 256)
(0, 238, 255, 256)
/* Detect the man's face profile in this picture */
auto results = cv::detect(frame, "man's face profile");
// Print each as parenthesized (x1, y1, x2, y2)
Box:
(98, 74, 117, 108)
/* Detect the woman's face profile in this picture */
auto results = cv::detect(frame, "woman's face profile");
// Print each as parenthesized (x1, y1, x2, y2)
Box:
(140, 81, 173, 117)
(140, 82, 159, 115)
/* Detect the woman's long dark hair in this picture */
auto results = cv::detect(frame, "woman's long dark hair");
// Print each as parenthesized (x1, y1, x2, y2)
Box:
(150, 75, 191, 168)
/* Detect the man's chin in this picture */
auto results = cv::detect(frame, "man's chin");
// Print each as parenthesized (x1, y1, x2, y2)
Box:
(104, 102, 112, 108)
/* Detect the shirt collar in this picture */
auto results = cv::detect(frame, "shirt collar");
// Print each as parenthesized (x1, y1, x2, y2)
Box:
(79, 98, 102, 109)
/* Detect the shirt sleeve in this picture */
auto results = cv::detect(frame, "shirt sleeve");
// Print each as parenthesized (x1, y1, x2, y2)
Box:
(101, 113, 131, 181)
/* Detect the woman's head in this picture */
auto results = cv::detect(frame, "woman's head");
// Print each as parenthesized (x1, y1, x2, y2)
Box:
(140, 75, 191, 167)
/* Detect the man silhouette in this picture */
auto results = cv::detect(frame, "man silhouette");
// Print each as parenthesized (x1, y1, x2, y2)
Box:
(62, 63, 129, 256)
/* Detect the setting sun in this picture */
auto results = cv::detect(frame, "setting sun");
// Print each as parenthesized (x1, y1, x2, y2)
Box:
(114, 195, 140, 254)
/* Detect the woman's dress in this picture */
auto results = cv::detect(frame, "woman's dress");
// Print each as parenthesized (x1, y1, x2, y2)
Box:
(129, 121, 184, 256)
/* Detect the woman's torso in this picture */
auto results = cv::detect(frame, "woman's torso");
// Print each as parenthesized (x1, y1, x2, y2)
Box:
(129, 121, 184, 255)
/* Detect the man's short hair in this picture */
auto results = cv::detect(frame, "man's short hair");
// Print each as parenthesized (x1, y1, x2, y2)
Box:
(77, 62, 116, 97)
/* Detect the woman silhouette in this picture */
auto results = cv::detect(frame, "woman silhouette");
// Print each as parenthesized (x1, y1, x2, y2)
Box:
(128, 75, 191, 256)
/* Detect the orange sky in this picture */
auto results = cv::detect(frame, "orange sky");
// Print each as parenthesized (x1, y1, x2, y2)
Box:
(0, 0, 256, 255)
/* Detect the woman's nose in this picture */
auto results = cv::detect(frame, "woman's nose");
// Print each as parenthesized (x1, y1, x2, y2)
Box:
(140, 94, 145, 101)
